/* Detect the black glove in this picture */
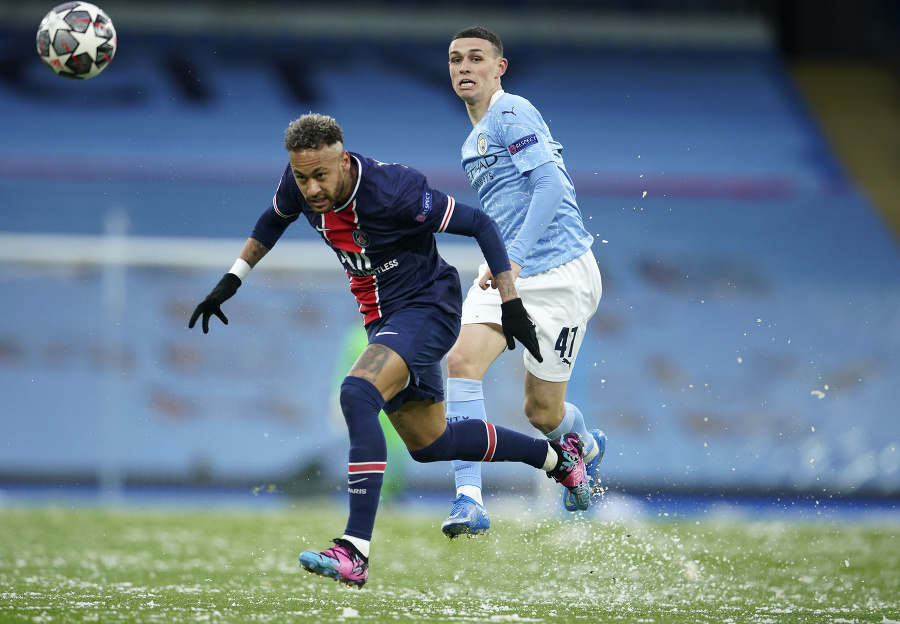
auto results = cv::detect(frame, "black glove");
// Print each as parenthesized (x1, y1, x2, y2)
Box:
(188, 272, 242, 334)
(500, 298, 543, 362)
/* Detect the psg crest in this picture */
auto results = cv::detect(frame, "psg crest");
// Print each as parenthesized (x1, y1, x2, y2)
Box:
(352, 229, 371, 248)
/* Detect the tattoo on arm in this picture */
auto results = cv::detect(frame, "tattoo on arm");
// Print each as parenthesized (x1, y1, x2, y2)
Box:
(240, 238, 270, 268)
(492, 271, 518, 301)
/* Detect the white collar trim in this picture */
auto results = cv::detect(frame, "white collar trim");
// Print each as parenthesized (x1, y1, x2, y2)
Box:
(334, 154, 362, 212)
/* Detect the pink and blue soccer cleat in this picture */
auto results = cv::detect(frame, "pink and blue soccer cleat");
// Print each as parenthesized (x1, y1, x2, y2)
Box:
(547, 432, 590, 511)
(299, 539, 368, 589)
(441, 494, 491, 539)
(563, 429, 607, 511)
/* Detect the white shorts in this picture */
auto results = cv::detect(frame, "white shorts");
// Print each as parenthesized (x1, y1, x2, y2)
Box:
(461, 248, 602, 382)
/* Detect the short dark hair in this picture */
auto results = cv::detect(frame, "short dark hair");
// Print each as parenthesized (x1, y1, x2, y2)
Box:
(451, 26, 503, 58)
(284, 113, 343, 152)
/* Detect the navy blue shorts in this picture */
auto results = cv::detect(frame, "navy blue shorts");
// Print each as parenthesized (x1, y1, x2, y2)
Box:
(365, 305, 461, 415)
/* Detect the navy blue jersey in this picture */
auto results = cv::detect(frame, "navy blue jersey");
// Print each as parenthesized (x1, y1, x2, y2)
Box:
(253, 153, 506, 326)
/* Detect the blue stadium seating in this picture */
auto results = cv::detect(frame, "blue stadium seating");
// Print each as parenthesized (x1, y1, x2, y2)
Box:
(2, 32, 899, 496)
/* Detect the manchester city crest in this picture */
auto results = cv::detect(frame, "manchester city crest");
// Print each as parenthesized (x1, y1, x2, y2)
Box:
(477, 133, 488, 156)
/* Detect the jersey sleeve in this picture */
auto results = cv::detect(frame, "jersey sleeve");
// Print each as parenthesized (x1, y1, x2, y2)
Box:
(505, 161, 566, 265)
(387, 169, 511, 274)
(440, 197, 511, 276)
(494, 100, 558, 175)
(250, 165, 302, 248)
(387, 167, 457, 234)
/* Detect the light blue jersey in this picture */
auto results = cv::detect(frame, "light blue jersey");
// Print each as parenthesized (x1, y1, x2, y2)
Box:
(461, 91, 593, 277)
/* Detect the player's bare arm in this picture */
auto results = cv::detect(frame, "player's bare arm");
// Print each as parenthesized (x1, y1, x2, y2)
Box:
(238, 237, 269, 267)
(490, 269, 520, 302)
(188, 239, 270, 333)
(478, 260, 522, 291)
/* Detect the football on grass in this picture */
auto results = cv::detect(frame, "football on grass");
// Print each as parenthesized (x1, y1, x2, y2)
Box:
(36, 2, 116, 80)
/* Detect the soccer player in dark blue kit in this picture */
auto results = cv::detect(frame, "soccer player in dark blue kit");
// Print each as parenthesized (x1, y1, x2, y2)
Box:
(189, 113, 589, 588)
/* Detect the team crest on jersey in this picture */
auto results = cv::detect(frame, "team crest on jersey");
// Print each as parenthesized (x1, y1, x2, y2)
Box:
(508, 133, 538, 154)
(416, 191, 433, 222)
(477, 133, 488, 156)
(352, 229, 371, 248)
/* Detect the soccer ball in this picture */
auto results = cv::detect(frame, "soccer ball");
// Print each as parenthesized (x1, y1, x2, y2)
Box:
(35, 2, 116, 80)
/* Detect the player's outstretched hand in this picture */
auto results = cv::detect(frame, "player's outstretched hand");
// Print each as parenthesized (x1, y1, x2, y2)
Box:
(500, 298, 543, 362)
(188, 273, 242, 334)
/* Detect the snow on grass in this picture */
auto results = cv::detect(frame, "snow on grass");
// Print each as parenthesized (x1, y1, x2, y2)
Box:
(0, 502, 898, 623)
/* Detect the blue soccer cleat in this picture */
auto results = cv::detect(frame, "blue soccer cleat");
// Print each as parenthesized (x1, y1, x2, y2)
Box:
(441, 494, 490, 539)
(563, 429, 606, 512)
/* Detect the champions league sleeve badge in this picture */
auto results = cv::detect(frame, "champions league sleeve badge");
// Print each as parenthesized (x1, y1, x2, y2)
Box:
(508, 134, 538, 155)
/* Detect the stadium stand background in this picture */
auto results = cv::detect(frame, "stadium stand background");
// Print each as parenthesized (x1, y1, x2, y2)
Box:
(1, 0, 899, 501)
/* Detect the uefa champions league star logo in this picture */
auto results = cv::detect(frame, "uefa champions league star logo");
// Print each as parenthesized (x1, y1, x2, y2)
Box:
(477, 133, 487, 156)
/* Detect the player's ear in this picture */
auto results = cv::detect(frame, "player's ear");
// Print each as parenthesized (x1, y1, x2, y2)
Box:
(497, 57, 508, 78)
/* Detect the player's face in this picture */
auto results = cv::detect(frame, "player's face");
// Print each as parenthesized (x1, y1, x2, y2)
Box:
(448, 38, 506, 104)
(289, 143, 353, 214)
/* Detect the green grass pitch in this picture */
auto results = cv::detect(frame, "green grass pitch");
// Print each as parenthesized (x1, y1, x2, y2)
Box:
(1, 498, 898, 623)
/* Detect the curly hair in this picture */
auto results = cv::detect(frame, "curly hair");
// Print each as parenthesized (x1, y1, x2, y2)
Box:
(284, 113, 344, 152)
(451, 26, 503, 58)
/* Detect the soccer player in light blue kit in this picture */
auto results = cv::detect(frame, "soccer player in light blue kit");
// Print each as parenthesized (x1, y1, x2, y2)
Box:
(441, 27, 607, 537)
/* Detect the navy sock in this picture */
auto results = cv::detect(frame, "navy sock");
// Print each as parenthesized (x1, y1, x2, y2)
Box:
(339, 376, 387, 542)
(410, 420, 547, 469)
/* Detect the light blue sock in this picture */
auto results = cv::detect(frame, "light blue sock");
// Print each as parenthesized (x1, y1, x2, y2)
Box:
(446, 378, 485, 490)
(546, 402, 596, 459)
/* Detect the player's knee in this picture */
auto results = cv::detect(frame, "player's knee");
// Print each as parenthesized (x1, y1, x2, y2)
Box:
(523, 397, 561, 435)
(408, 427, 452, 463)
(408, 441, 443, 463)
(402, 432, 441, 457)
(445, 346, 472, 378)
(408, 449, 431, 463)
(339, 376, 382, 418)
(446, 335, 497, 378)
